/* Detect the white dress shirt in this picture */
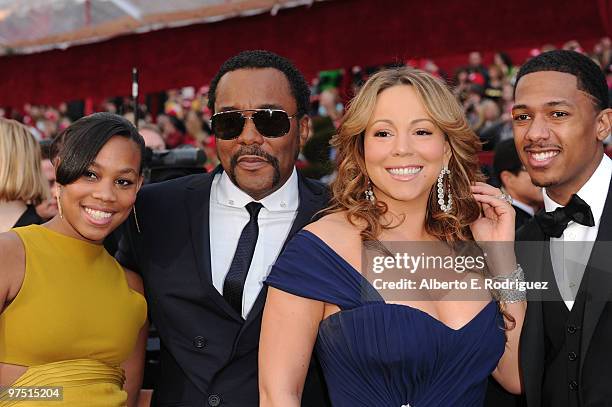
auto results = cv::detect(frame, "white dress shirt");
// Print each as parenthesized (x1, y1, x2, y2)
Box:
(209, 168, 299, 318)
(543, 154, 612, 310)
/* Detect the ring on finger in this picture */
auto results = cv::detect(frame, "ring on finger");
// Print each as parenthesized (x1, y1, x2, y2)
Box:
(496, 192, 513, 204)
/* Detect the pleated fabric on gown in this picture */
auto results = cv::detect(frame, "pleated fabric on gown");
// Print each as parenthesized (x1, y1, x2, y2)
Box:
(0, 359, 126, 406)
(265, 230, 506, 407)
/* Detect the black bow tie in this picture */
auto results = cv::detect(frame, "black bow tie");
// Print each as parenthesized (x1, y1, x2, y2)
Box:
(535, 194, 595, 238)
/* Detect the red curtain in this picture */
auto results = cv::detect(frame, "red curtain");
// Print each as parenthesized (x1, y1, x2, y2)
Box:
(598, 0, 612, 36)
(0, 0, 607, 108)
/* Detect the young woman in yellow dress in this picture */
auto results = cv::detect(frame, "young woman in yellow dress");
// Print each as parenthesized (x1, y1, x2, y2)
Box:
(0, 112, 148, 407)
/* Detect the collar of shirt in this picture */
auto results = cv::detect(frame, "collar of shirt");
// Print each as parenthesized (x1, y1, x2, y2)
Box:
(512, 199, 535, 216)
(215, 167, 299, 212)
(543, 154, 612, 227)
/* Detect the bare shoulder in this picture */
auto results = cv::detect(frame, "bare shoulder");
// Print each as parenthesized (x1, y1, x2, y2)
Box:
(305, 211, 359, 235)
(0, 231, 26, 305)
(304, 211, 364, 269)
(0, 231, 25, 269)
(122, 268, 144, 295)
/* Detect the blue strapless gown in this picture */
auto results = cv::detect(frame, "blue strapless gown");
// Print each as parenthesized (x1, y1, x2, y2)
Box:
(265, 231, 506, 407)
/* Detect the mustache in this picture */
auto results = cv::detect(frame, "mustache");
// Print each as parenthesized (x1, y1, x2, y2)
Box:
(523, 143, 562, 151)
(227, 145, 282, 188)
(230, 146, 278, 167)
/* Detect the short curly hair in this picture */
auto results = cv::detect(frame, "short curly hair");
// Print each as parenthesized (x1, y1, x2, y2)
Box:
(207, 50, 310, 117)
(515, 50, 609, 110)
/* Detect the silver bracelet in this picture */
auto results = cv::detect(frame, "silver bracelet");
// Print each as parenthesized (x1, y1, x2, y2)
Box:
(490, 264, 527, 303)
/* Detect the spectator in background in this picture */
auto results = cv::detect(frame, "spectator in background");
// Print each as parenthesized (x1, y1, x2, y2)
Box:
(464, 83, 485, 129)
(156, 114, 171, 143)
(0, 118, 48, 232)
(468, 51, 488, 86)
(185, 109, 210, 149)
(453, 66, 471, 103)
(494, 52, 517, 82)
(318, 88, 343, 127)
(493, 138, 542, 229)
(501, 83, 515, 118)
(139, 123, 166, 151)
(562, 39, 583, 53)
(163, 115, 196, 149)
(184, 109, 219, 169)
(35, 140, 59, 221)
(597, 36, 612, 69)
(484, 64, 504, 101)
(475, 99, 504, 150)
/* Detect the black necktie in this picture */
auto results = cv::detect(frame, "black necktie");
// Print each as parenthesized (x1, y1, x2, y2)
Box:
(535, 194, 595, 238)
(223, 202, 263, 317)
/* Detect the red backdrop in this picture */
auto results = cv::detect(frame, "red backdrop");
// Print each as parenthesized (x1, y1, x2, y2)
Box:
(0, 0, 608, 108)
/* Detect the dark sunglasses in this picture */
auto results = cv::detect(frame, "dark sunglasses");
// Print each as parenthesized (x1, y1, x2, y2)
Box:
(211, 109, 298, 140)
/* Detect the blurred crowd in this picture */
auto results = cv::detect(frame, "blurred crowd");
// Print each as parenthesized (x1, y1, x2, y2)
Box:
(2, 37, 612, 178)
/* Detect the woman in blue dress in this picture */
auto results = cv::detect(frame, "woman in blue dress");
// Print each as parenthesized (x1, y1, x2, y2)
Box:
(259, 67, 526, 407)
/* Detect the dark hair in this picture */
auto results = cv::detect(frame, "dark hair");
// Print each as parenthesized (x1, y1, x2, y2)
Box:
(207, 50, 310, 117)
(493, 138, 523, 178)
(39, 139, 53, 160)
(169, 115, 186, 135)
(51, 112, 145, 185)
(495, 52, 513, 68)
(515, 50, 609, 110)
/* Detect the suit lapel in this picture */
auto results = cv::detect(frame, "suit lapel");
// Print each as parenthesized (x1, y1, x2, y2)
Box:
(580, 178, 612, 372)
(242, 173, 327, 328)
(185, 169, 216, 285)
(517, 219, 549, 407)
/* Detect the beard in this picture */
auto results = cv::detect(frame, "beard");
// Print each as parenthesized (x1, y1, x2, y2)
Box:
(531, 179, 557, 188)
(227, 145, 282, 188)
(529, 174, 560, 189)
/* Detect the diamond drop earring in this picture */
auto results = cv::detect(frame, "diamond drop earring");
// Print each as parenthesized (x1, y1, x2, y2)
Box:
(365, 181, 375, 203)
(437, 166, 452, 213)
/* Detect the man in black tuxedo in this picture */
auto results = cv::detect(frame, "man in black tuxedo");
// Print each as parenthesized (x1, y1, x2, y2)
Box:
(117, 50, 330, 407)
(513, 50, 612, 406)
(494, 138, 543, 231)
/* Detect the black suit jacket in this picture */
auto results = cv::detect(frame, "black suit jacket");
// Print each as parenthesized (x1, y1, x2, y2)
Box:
(513, 205, 533, 231)
(517, 178, 612, 407)
(116, 168, 331, 407)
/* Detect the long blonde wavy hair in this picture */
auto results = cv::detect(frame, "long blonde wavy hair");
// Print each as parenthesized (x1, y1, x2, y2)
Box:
(327, 67, 484, 244)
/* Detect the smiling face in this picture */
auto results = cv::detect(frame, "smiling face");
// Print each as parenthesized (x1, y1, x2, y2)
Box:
(512, 71, 609, 202)
(364, 85, 450, 210)
(55, 136, 143, 243)
(214, 68, 309, 200)
(35, 158, 58, 219)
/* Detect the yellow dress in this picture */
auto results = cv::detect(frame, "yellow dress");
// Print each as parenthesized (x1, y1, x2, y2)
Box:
(0, 225, 147, 406)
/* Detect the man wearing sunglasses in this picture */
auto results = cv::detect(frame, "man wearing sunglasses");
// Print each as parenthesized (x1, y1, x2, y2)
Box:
(117, 50, 330, 407)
